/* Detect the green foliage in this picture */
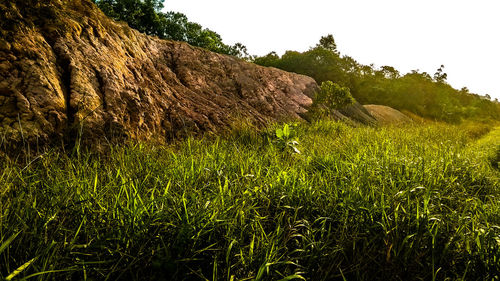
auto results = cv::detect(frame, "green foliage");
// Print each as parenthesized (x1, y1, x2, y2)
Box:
(433, 64, 448, 83)
(317, 34, 338, 53)
(1, 122, 500, 280)
(161, 11, 248, 57)
(307, 81, 355, 120)
(253, 51, 280, 67)
(273, 123, 300, 154)
(254, 35, 500, 123)
(316, 81, 355, 110)
(93, 0, 165, 36)
(93, 0, 248, 57)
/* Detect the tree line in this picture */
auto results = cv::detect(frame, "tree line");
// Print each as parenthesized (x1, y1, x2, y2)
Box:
(93, 0, 500, 123)
(92, 0, 249, 58)
(254, 35, 500, 122)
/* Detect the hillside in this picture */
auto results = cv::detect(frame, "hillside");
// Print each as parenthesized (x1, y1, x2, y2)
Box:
(0, 0, 328, 148)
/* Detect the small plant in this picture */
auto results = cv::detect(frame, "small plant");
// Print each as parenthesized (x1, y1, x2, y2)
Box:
(274, 123, 300, 154)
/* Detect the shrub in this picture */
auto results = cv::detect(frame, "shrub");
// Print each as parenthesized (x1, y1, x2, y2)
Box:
(307, 81, 355, 119)
(316, 81, 355, 109)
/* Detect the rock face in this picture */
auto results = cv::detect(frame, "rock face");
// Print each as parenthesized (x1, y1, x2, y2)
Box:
(337, 102, 377, 125)
(0, 0, 318, 148)
(363, 105, 412, 125)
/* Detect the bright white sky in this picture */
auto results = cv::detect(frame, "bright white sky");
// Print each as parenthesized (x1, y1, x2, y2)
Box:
(163, 0, 500, 99)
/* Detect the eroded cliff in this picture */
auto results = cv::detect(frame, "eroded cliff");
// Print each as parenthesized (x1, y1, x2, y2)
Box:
(0, 0, 318, 148)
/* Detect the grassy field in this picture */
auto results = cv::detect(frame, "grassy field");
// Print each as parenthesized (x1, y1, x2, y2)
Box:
(1, 121, 499, 280)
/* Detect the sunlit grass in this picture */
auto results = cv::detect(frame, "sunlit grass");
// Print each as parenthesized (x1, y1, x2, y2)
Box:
(1, 121, 499, 280)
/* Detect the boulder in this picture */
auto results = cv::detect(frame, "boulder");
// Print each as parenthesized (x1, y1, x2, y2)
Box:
(363, 105, 412, 125)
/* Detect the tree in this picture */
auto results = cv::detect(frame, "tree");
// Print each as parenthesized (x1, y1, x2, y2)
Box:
(93, 0, 165, 36)
(254, 36, 500, 123)
(93, 0, 249, 57)
(377, 66, 400, 79)
(230, 43, 253, 61)
(253, 52, 280, 67)
(433, 64, 447, 83)
(317, 34, 338, 53)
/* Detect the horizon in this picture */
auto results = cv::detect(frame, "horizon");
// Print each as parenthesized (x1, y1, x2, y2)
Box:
(163, 0, 500, 100)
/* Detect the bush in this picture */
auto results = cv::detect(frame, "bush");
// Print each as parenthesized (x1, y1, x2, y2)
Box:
(307, 81, 355, 119)
(316, 81, 355, 109)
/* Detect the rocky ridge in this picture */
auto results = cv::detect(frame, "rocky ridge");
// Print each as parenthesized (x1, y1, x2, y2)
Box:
(0, 0, 321, 148)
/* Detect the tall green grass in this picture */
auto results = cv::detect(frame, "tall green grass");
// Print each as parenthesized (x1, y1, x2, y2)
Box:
(1, 122, 499, 280)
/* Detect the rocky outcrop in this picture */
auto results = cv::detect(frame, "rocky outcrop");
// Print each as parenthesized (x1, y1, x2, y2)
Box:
(338, 102, 377, 125)
(363, 105, 412, 125)
(0, 0, 318, 148)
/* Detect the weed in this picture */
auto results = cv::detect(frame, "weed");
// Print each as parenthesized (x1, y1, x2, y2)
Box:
(273, 123, 301, 154)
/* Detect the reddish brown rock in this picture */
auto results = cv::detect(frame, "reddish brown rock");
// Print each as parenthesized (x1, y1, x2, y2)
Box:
(0, 0, 318, 148)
